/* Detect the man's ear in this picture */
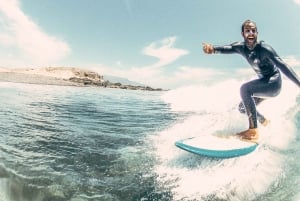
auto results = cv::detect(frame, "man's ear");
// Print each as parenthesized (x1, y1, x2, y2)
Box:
(241, 32, 244, 37)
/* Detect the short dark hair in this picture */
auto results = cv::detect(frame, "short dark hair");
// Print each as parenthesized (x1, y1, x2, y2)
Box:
(241, 20, 257, 32)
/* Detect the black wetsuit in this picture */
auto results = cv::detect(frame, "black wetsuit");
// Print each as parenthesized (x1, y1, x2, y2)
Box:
(214, 41, 300, 128)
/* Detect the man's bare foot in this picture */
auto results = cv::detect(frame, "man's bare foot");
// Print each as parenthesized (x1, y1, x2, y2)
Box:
(236, 128, 258, 142)
(261, 119, 270, 127)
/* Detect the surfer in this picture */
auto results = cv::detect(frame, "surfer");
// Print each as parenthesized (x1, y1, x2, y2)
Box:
(202, 19, 300, 141)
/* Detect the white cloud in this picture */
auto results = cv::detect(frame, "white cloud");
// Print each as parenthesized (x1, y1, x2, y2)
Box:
(174, 66, 217, 81)
(294, 0, 300, 5)
(91, 63, 223, 89)
(0, 0, 71, 66)
(283, 55, 300, 66)
(142, 36, 189, 68)
(89, 37, 191, 88)
(168, 66, 226, 88)
(91, 64, 162, 86)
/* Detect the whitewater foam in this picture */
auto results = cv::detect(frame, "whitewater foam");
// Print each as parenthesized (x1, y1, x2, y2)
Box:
(154, 78, 299, 200)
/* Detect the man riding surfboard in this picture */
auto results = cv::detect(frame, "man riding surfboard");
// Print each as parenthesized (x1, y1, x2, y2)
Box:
(203, 19, 300, 141)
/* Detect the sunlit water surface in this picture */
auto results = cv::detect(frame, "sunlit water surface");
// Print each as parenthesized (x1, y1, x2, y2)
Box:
(0, 80, 299, 201)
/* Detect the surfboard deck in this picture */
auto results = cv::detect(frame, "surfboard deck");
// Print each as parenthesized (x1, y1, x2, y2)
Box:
(175, 134, 258, 158)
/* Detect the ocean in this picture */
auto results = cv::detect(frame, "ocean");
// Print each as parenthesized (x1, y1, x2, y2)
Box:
(0, 78, 299, 201)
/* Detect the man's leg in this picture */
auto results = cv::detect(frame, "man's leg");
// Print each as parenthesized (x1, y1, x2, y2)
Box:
(238, 75, 281, 140)
(238, 97, 268, 125)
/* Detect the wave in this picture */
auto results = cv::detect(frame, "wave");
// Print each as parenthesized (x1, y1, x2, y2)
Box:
(152, 78, 299, 200)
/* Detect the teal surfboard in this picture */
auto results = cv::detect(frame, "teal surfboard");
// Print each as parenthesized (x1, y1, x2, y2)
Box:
(175, 135, 258, 158)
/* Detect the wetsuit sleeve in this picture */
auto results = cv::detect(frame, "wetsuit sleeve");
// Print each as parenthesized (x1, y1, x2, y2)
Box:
(213, 42, 241, 54)
(273, 56, 300, 87)
(265, 44, 300, 87)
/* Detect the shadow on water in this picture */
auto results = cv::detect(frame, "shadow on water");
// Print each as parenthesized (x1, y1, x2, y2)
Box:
(0, 143, 174, 201)
(0, 164, 65, 201)
(0, 86, 180, 201)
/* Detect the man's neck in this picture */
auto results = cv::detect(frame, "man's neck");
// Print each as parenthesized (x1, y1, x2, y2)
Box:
(246, 41, 258, 50)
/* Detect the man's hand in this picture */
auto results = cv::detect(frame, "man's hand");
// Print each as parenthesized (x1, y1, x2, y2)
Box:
(202, 42, 214, 54)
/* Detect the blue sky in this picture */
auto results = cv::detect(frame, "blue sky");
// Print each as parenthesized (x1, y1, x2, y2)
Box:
(1, 0, 300, 88)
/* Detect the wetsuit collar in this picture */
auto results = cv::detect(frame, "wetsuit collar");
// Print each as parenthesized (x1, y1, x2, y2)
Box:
(245, 41, 258, 50)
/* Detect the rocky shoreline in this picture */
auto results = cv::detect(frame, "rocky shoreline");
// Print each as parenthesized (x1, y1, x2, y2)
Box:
(0, 67, 164, 91)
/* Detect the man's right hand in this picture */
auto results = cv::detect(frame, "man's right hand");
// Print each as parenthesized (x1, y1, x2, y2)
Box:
(202, 42, 214, 54)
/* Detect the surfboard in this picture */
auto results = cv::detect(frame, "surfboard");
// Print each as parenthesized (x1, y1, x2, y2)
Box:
(175, 134, 258, 158)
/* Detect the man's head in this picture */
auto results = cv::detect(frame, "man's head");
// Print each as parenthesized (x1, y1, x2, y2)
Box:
(241, 20, 258, 49)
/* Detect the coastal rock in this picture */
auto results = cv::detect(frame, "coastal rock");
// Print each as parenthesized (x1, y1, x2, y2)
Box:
(0, 67, 165, 91)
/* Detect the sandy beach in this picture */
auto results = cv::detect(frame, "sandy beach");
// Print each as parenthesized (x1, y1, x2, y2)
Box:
(0, 67, 103, 86)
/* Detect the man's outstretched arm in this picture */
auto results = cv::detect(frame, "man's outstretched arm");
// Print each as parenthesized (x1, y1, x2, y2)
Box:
(202, 42, 240, 54)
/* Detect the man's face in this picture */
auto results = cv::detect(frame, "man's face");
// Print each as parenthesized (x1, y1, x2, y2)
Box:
(242, 22, 258, 48)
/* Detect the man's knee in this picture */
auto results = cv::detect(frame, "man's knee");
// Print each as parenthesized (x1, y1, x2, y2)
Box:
(238, 102, 246, 114)
(240, 83, 249, 98)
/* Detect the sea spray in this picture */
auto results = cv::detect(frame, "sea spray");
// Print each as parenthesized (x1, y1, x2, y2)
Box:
(153, 78, 299, 200)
